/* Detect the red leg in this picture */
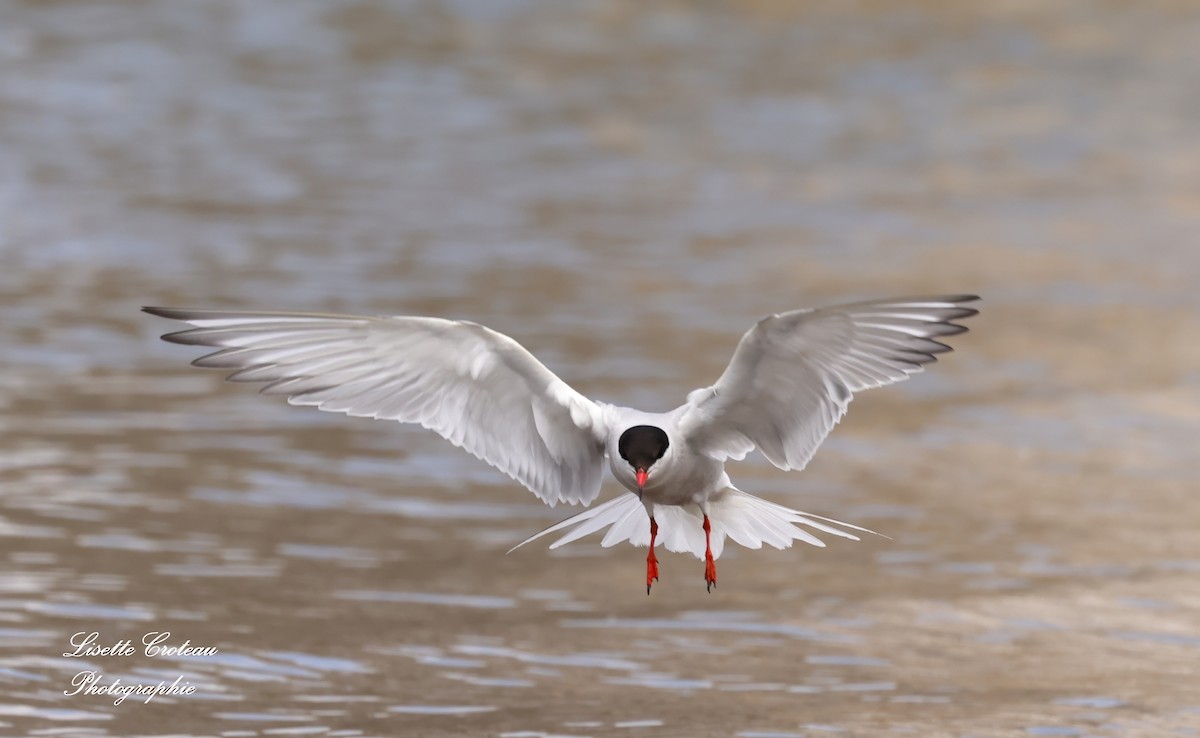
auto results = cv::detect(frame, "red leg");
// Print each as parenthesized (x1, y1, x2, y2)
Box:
(646, 517, 659, 595)
(703, 515, 717, 592)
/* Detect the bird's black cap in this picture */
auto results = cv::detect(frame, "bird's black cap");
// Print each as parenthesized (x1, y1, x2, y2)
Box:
(618, 425, 669, 470)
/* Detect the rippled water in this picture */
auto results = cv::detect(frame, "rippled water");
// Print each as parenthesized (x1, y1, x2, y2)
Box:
(2, 1, 1199, 736)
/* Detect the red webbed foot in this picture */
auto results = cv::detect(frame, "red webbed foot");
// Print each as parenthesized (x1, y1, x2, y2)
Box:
(702, 515, 716, 592)
(646, 517, 660, 595)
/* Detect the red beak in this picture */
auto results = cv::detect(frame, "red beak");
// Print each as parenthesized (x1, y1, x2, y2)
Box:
(635, 467, 648, 489)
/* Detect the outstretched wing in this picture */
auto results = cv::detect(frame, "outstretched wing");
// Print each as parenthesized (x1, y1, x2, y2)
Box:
(678, 295, 978, 470)
(144, 308, 609, 506)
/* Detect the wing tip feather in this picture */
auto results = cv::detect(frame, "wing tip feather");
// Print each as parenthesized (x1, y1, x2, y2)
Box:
(142, 305, 189, 320)
(160, 328, 208, 345)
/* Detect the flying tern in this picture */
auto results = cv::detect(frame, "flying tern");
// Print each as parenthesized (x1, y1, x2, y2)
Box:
(144, 294, 978, 593)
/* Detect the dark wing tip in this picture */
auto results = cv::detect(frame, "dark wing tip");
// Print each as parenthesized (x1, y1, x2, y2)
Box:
(940, 306, 979, 321)
(160, 329, 208, 345)
(144, 307, 200, 345)
(934, 294, 980, 306)
(925, 322, 969, 337)
(938, 295, 980, 335)
(143, 306, 208, 321)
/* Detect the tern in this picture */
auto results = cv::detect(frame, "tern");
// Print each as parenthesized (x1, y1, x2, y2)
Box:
(144, 294, 978, 593)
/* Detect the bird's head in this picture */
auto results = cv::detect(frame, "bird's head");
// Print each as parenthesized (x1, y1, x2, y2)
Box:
(618, 425, 669, 496)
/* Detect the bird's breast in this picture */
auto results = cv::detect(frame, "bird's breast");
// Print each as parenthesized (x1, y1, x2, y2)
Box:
(608, 449, 725, 507)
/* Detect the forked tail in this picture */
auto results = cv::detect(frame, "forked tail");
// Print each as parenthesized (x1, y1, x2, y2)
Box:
(509, 487, 880, 561)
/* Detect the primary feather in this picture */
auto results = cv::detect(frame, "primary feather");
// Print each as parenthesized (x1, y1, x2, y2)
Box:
(142, 307, 609, 506)
(678, 295, 978, 471)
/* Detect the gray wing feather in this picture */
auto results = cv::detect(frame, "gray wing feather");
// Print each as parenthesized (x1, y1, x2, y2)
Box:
(145, 307, 608, 506)
(678, 295, 978, 470)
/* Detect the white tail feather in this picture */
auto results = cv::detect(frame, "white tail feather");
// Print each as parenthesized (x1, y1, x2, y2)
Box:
(508, 488, 879, 560)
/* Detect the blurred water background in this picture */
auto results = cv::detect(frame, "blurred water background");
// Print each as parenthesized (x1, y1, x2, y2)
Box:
(1, 1, 1199, 736)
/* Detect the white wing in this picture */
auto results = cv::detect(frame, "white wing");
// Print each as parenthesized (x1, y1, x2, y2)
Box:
(678, 295, 978, 470)
(144, 308, 610, 506)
